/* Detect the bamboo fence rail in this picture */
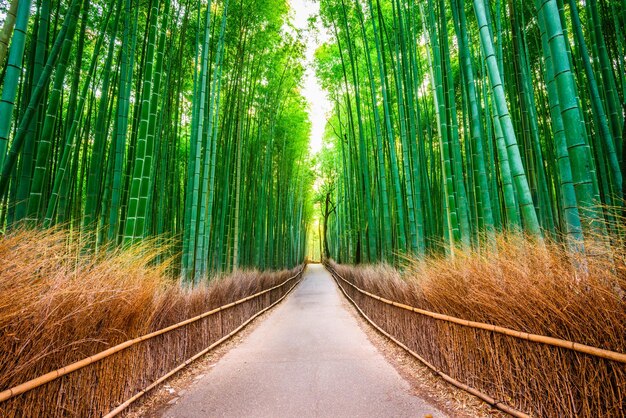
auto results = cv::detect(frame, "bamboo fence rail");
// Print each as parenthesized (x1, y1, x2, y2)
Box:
(328, 264, 528, 418)
(0, 265, 305, 416)
(327, 265, 626, 363)
(104, 268, 304, 417)
(326, 262, 626, 417)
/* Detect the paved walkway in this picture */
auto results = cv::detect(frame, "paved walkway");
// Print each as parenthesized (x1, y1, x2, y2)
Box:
(162, 264, 445, 418)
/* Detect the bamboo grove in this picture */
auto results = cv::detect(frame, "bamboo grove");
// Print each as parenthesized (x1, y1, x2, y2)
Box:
(316, 0, 625, 263)
(0, 0, 314, 283)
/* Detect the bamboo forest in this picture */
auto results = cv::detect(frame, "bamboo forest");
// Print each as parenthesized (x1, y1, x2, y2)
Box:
(0, 0, 625, 416)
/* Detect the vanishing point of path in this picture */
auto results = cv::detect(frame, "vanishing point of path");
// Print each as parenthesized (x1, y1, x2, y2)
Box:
(162, 264, 445, 418)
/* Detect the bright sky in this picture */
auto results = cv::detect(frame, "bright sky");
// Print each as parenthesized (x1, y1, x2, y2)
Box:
(289, 0, 332, 155)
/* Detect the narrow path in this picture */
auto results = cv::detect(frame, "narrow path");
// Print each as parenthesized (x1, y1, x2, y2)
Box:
(162, 264, 445, 418)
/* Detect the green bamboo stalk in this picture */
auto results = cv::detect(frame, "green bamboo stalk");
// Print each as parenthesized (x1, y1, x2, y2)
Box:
(0, 0, 34, 169)
(473, 0, 542, 237)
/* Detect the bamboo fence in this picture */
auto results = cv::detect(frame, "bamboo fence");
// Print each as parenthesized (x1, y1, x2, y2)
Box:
(0, 266, 305, 417)
(326, 262, 626, 417)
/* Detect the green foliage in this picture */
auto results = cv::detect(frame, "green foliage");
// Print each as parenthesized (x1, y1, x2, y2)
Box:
(0, 0, 624, 274)
(317, 0, 625, 263)
(0, 0, 314, 283)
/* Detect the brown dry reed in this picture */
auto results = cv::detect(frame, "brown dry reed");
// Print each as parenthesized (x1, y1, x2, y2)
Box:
(329, 232, 626, 417)
(0, 228, 302, 417)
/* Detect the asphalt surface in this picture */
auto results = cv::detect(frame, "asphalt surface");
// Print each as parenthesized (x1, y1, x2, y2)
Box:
(162, 264, 445, 418)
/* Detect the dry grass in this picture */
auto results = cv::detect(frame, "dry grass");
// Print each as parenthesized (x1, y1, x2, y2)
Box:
(329, 233, 626, 417)
(0, 228, 302, 417)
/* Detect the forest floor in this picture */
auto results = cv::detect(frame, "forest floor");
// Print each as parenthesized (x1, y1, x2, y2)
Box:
(131, 265, 503, 418)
